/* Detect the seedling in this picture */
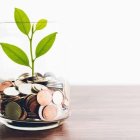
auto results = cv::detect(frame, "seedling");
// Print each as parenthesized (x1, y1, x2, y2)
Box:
(0, 8, 57, 77)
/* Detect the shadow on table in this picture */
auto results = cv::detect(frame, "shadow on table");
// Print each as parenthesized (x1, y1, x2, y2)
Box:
(0, 123, 70, 140)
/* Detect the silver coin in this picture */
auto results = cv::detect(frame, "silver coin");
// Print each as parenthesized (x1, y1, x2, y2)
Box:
(18, 73, 30, 80)
(18, 83, 32, 95)
(47, 80, 63, 89)
(44, 72, 55, 78)
(3, 87, 19, 96)
(55, 105, 63, 119)
(34, 73, 44, 78)
(38, 106, 45, 121)
(34, 79, 48, 86)
(32, 84, 47, 93)
(52, 90, 63, 105)
(14, 79, 25, 87)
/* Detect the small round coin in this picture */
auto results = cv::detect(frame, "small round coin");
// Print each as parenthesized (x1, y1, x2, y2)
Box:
(37, 89, 52, 106)
(32, 84, 47, 93)
(20, 108, 27, 120)
(5, 101, 22, 120)
(18, 73, 30, 80)
(52, 90, 63, 105)
(42, 105, 58, 121)
(18, 83, 32, 95)
(3, 87, 19, 96)
(0, 81, 13, 92)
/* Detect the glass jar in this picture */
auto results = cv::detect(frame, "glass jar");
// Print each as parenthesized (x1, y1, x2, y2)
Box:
(0, 72, 70, 130)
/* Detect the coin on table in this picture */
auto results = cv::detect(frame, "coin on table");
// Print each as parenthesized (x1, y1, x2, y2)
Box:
(5, 101, 22, 120)
(3, 87, 19, 96)
(52, 90, 63, 105)
(18, 83, 32, 95)
(39, 104, 58, 121)
(37, 89, 53, 106)
(0, 81, 13, 92)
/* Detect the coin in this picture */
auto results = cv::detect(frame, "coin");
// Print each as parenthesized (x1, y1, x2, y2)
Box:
(18, 83, 32, 95)
(28, 95, 39, 113)
(32, 84, 47, 93)
(38, 106, 45, 120)
(34, 79, 48, 86)
(14, 79, 25, 87)
(47, 80, 63, 89)
(20, 108, 27, 120)
(34, 72, 43, 78)
(56, 105, 65, 119)
(18, 73, 30, 81)
(44, 72, 55, 78)
(37, 89, 52, 106)
(52, 90, 63, 105)
(5, 101, 22, 120)
(42, 105, 58, 121)
(3, 87, 19, 96)
(24, 94, 35, 110)
(0, 81, 13, 92)
(44, 72, 56, 81)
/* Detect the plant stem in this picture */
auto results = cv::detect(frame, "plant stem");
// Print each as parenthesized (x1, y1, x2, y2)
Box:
(28, 27, 35, 77)
(29, 38, 34, 77)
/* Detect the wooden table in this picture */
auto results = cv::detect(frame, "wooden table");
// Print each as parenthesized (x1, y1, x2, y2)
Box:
(1, 86, 140, 140)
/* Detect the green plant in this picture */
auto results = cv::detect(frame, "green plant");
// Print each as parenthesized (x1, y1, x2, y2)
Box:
(0, 8, 57, 77)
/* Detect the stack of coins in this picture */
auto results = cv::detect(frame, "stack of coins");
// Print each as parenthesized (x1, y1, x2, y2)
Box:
(0, 73, 69, 121)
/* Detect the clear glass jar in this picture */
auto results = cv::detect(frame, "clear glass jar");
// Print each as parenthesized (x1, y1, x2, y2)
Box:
(0, 72, 70, 130)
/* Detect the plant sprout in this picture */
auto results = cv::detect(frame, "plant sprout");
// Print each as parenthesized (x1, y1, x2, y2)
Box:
(0, 8, 57, 77)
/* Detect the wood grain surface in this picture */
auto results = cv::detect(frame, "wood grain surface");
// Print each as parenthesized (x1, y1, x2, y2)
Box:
(1, 86, 140, 140)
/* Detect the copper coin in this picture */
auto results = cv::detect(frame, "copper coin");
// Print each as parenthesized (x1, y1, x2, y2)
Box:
(28, 95, 39, 113)
(20, 108, 27, 120)
(37, 89, 52, 106)
(24, 94, 35, 110)
(0, 81, 13, 92)
(42, 105, 57, 121)
(29, 100, 39, 113)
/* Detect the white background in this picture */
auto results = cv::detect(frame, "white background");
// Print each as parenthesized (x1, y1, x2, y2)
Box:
(0, 0, 140, 85)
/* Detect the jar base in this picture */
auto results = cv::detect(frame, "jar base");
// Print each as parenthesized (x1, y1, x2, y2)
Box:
(0, 117, 64, 131)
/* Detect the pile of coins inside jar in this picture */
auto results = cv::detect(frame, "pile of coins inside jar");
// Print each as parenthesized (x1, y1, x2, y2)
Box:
(0, 73, 69, 122)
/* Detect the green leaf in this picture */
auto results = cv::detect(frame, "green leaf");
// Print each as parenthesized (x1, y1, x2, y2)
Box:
(14, 8, 31, 35)
(0, 43, 30, 67)
(36, 19, 47, 30)
(35, 32, 57, 58)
